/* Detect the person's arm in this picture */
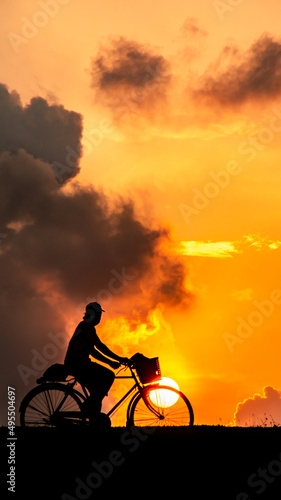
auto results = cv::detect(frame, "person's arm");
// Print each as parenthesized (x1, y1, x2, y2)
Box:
(90, 347, 120, 369)
(94, 337, 129, 365)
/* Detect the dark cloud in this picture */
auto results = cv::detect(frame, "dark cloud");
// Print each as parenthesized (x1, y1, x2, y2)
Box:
(90, 37, 170, 115)
(0, 83, 83, 181)
(156, 256, 192, 306)
(234, 386, 281, 426)
(195, 34, 281, 105)
(0, 149, 164, 301)
(0, 148, 189, 312)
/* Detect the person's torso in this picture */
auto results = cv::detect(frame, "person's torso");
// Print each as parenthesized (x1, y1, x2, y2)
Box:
(64, 321, 99, 371)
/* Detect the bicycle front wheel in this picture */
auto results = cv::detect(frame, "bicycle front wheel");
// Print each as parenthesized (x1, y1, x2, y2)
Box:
(128, 385, 194, 427)
(20, 383, 86, 427)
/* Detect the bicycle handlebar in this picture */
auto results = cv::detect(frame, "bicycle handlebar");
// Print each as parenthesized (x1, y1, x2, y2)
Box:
(119, 356, 135, 368)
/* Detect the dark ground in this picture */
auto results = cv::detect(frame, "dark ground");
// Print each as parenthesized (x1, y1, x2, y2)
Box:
(1, 425, 281, 500)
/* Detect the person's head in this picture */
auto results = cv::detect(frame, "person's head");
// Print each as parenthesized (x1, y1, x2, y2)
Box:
(83, 302, 105, 325)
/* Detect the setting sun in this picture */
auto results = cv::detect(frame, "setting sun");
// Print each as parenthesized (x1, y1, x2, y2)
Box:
(149, 377, 180, 408)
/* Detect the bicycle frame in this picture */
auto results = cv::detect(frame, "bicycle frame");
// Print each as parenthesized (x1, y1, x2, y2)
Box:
(105, 365, 163, 423)
(107, 366, 139, 421)
(69, 364, 161, 424)
(31, 365, 163, 426)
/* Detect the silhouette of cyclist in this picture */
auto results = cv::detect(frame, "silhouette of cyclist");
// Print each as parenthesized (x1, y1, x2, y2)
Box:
(64, 302, 130, 425)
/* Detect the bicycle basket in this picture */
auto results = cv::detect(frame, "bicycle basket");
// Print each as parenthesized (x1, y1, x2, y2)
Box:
(131, 353, 161, 384)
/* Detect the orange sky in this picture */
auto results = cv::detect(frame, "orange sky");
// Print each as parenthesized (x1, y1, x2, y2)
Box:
(1, 0, 281, 425)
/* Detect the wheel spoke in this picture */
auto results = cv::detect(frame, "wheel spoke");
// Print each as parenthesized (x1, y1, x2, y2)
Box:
(26, 403, 49, 417)
(130, 387, 194, 427)
(21, 384, 85, 428)
(44, 389, 54, 415)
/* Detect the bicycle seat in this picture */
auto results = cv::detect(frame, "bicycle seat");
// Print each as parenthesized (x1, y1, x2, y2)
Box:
(36, 376, 46, 384)
(37, 363, 70, 383)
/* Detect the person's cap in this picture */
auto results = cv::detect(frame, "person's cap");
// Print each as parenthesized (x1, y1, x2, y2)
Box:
(85, 302, 105, 313)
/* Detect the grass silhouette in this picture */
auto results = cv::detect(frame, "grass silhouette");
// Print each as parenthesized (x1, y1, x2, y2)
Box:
(2, 425, 281, 500)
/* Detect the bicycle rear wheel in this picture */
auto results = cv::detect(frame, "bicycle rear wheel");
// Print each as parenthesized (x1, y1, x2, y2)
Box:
(128, 385, 194, 427)
(20, 383, 86, 427)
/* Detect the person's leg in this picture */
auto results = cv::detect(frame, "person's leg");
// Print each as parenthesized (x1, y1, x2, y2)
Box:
(78, 363, 115, 425)
(96, 363, 115, 398)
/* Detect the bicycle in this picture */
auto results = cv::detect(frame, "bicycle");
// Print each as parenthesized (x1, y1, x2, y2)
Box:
(19, 354, 194, 427)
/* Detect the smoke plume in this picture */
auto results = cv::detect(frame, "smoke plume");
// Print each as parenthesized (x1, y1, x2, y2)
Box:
(195, 34, 281, 106)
